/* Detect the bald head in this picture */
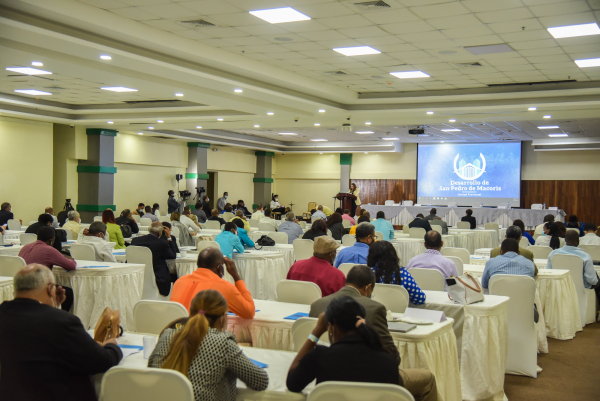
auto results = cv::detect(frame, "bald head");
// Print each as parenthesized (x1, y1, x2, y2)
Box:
(197, 247, 224, 276)
(565, 230, 580, 246)
(318, 205, 323, 211)
(424, 230, 443, 250)
(14, 264, 57, 306)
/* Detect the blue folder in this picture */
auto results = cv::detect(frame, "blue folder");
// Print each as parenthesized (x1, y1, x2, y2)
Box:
(283, 312, 310, 320)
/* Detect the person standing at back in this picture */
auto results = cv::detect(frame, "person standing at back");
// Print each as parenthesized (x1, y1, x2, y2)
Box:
(167, 190, 180, 214)
(217, 192, 228, 213)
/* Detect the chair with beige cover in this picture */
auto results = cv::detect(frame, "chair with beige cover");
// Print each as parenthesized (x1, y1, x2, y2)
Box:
(342, 219, 351, 228)
(307, 381, 414, 401)
(445, 256, 464, 275)
(204, 220, 221, 230)
(456, 221, 471, 229)
(371, 283, 409, 313)
(408, 268, 445, 291)
(298, 221, 307, 229)
(267, 232, 288, 244)
(519, 236, 530, 249)
(430, 225, 443, 235)
(100, 367, 194, 401)
(69, 244, 96, 261)
(139, 217, 152, 227)
(303, 202, 317, 220)
(403, 200, 414, 206)
(384, 200, 395, 206)
(132, 214, 141, 223)
(292, 239, 313, 261)
(327, 229, 333, 237)
(338, 263, 356, 277)
(249, 219, 259, 228)
(19, 233, 37, 245)
(196, 241, 220, 252)
(126, 245, 170, 301)
(579, 244, 600, 262)
(7, 219, 21, 231)
(408, 227, 426, 239)
(375, 231, 384, 241)
(222, 212, 234, 222)
(551, 254, 596, 325)
(0, 255, 26, 277)
(528, 245, 552, 259)
(402, 225, 409, 233)
(93, 216, 102, 222)
(291, 317, 330, 352)
(159, 216, 170, 223)
(342, 234, 356, 247)
(276, 280, 322, 304)
(258, 222, 276, 232)
(484, 223, 499, 232)
(441, 247, 471, 265)
(133, 300, 188, 334)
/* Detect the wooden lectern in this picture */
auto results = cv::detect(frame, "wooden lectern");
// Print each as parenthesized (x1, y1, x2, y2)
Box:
(336, 193, 356, 211)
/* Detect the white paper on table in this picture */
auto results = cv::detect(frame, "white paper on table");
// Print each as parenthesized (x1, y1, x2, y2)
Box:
(403, 307, 446, 323)
(119, 345, 143, 358)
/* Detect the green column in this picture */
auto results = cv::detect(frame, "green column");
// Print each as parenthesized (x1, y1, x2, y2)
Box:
(254, 151, 274, 210)
(340, 153, 352, 192)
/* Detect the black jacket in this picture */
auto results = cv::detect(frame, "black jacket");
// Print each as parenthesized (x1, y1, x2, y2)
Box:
(0, 298, 122, 401)
(201, 201, 211, 217)
(192, 209, 208, 224)
(302, 230, 327, 241)
(130, 234, 177, 296)
(25, 223, 66, 253)
(116, 216, 139, 234)
(208, 216, 226, 226)
(461, 215, 477, 229)
(167, 196, 180, 214)
(327, 222, 345, 241)
(408, 218, 432, 232)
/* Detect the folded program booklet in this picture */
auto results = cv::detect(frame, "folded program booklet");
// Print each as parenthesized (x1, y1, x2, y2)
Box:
(387, 322, 417, 333)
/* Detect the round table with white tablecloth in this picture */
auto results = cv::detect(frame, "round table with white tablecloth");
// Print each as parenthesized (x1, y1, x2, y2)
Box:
(390, 238, 428, 266)
(259, 244, 295, 270)
(1, 230, 24, 242)
(0, 244, 24, 256)
(0, 276, 14, 303)
(52, 261, 144, 332)
(474, 248, 493, 257)
(449, 228, 498, 250)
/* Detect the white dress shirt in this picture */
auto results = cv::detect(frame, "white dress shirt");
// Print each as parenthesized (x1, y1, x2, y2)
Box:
(47, 214, 60, 229)
(251, 210, 264, 220)
(78, 236, 116, 262)
(311, 210, 327, 222)
(270, 200, 281, 209)
(180, 214, 199, 233)
(259, 217, 279, 231)
(535, 235, 565, 248)
(579, 233, 600, 246)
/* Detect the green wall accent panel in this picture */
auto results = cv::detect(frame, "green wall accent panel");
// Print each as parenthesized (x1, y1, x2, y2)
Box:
(86, 128, 117, 137)
(76, 204, 116, 212)
(187, 142, 211, 148)
(340, 153, 352, 165)
(253, 177, 274, 183)
(77, 166, 117, 174)
(185, 173, 209, 179)
(255, 151, 275, 157)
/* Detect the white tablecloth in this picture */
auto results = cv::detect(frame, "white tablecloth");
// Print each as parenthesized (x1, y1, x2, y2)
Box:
(448, 229, 499, 250)
(260, 244, 296, 270)
(391, 236, 459, 266)
(0, 244, 23, 256)
(53, 261, 144, 331)
(227, 300, 461, 401)
(1, 230, 24, 242)
(0, 276, 14, 303)
(415, 290, 508, 401)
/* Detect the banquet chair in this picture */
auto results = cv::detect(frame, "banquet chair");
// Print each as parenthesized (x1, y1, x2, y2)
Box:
(0, 255, 26, 277)
(441, 247, 470, 265)
(375, 231, 384, 241)
(69, 244, 96, 261)
(408, 227, 426, 239)
(170, 226, 180, 239)
(293, 239, 313, 261)
(403, 200, 414, 206)
(298, 221, 307, 229)
(342, 234, 356, 247)
(133, 300, 188, 334)
(132, 215, 141, 223)
(7, 219, 21, 231)
(371, 283, 409, 313)
(307, 381, 414, 401)
(489, 274, 538, 377)
(126, 245, 171, 301)
(384, 200, 395, 206)
(430, 225, 443, 235)
(408, 268, 445, 291)
(402, 225, 409, 233)
(579, 244, 600, 262)
(276, 280, 322, 304)
(551, 254, 596, 325)
(139, 217, 152, 227)
(267, 232, 288, 244)
(65, 229, 73, 240)
(249, 219, 259, 228)
(327, 229, 333, 237)
(159, 216, 170, 223)
(342, 219, 351, 228)
(338, 263, 355, 277)
(100, 367, 194, 401)
(519, 237, 530, 249)
(484, 223, 499, 232)
(196, 241, 220, 252)
(304, 202, 317, 220)
(19, 233, 37, 245)
(204, 220, 221, 230)
(456, 221, 471, 229)
(291, 318, 330, 351)
(445, 256, 464, 275)
(528, 246, 552, 259)
(93, 216, 102, 222)
(222, 212, 234, 222)
(258, 222, 276, 232)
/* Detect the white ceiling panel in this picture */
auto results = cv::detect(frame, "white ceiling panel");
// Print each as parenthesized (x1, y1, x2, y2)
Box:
(529, 1, 590, 17)
(178, 0, 243, 14)
(410, 2, 471, 19)
(109, 7, 158, 21)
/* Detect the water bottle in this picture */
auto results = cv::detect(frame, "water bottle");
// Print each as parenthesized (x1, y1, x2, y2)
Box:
(543, 202, 546, 209)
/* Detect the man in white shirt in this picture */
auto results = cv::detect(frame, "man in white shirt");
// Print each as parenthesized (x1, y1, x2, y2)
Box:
(534, 214, 555, 239)
(251, 203, 265, 220)
(311, 205, 327, 222)
(45, 207, 60, 229)
(180, 208, 200, 235)
(579, 223, 600, 246)
(78, 222, 116, 262)
(259, 209, 279, 231)
(62, 211, 82, 239)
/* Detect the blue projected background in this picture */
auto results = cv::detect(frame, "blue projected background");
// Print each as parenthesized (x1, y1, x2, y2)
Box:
(417, 143, 521, 207)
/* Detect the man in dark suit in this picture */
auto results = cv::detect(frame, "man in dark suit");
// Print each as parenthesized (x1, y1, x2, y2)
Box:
(131, 221, 178, 296)
(461, 208, 477, 229)
(432, 216, 448, 235)
(424, 208, 437, 221)
(0, 264, 122, 401)
(309, 264, 400, 365)
(201, 195, 212, 217)
(26, 213, 67, 253)
(408, 213, 432, 232)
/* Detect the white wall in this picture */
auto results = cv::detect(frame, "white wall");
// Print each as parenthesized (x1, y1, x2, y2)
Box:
(208, 146, 256, 206)
(521, 141, 600, 180)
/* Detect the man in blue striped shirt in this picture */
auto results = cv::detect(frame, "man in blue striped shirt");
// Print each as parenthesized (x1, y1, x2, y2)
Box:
(481, 239, 535, 291)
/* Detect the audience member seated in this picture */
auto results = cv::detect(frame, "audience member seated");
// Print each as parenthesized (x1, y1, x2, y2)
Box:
(296, 295, 437, 401)
(270, 194, 287, 215)
(335, 207, 343, 214)
(160, 222, 180, 253)
(311, 205, 327, 222)
(231, 210, 251, 231)
(131, 222, 178, 297)
(432, 216, 448, 234)
(490, 225, 537, 274)
(371, 211, 394, 241)
(170, 212, 195, 247)
(215, 222, 245, 258)
(278, 212, 304, 244)
(180, 207, 200, 235)
(461, 208, 477, 229)
(56, 205, 73, 227)
(0, 265, 122, 401)
(335, 223, 375, 267)
(116, 209, 140, 234)
(259, 209, 279, 231)
(408, 213, 432, 232)
(556, 221, 567, 238)
(44, 206, 60, 228)
(481, 239, 536, 291)
(349, 215, 371, 235)
(170, 248, 256, 318)
(580, 223, 600, 245)
(368, 241, 426, 305)
(193, 201, 208, 224)
(208, 209, 227, 226)
(424, 208, 437, 221)
(167, 190, 181, 214)
(566, 214, 584, 236)
(251, 203, 265, 220)
(62, 210, 83, 239)
(534, 214, 554, 238)
(406, 231, 458, 287)
(221, 204, 233, 215)
(78, 222, 117, 263)
(513, 219, 534, 245)
(102, 209, 125, 249)
(142, 205, 159, 222)
(326, 212, 345, 240)
(133, 203, 145, 217)
(302, 219, 328, 241)
(547, 231, 599, 290)
(232, 219, 254, 249)
(287, 236, 345, 296)
(217, 192, 228, 213)
(535, 222, 561, 249)
(237, 200, 252, 217)
(26, 213, 66, 253)
(342, 209, 356, 226)
(152, 203, 161, 217)
(18, 227, 76, 311)
(149, 289, 267, 398)
(0, 202, 15, 226)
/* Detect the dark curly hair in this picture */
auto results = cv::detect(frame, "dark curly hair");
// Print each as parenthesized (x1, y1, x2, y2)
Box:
(367, 241, 401, 285)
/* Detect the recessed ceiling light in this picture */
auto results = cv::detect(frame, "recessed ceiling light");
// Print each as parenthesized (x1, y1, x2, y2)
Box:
(31, 61, 43, 66)
(314, 123, 320, 126)
(356, 131, 374, 134)
(319, 109, 326, 113)
(390, 71, 430, 79)
(311, 139, 327, 141)
(441, 141, 445, 143)
(196, 126, 202, 129)
(6, 67, 51, 75)
(382, 137, 399, 141)
(549, 133, 569, 137)
(279, 132, 298, 136)
(528, 107, 537, 111)
(157, 120, 163, 123)
(217, 118, 223, 121)
(449, 119, 456, 123)
(234, 88, 243, 93)
(548, 23, 600, 39)
(267, 112, 274, 115)
(543, 115, 551, 119)
(441, 129, 461, 132)
(365, 122, 371, 125)
(365, 152, 368, 154)
(575, 58, 600, 68)
(138, 132, 143, 135)
(249, 7, 310, 24)
(148, 126, 154, 129)
(100, 55, 112, 60)
(319, 152, 323, 154)
(538, 126, 559, 129)
(254, 124, 260, 128)
(333, 46, 381, 56)
(14, 89, 51, 95)
(175, 93, 184, 97)
(101, 86, 137, 92)
(427, 111, 434, 114)
(107, 121, 113, 124)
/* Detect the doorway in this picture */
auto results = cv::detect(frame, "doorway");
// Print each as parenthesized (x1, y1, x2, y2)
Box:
(207, 172, 216, 209)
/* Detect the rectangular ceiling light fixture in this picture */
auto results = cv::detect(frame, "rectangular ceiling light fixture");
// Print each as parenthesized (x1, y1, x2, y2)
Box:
(356, 131, 374, 134)
(15, 89, 52, 95)
(333, 46, 381, 56)
(548, 133, 568, 137)
(279, 132, 298, 135)
(441, 129, 461, 132)
(310, 139, 328, 141)
(575, 58, 600, 68)
(390, 71, 430, 79)
(538, 125, 560, 129)
(548, 23, 600, 39)
(249, 7, 310, 24)
(382, 137, 399, 140)
(464, 44, 514, 55)
(6, 67, 52, 75)
(101, 86, 138, 92)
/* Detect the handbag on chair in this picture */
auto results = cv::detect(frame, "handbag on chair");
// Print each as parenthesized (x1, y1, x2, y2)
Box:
(93, 307, 122, 343)
(446, 273, 485, 305)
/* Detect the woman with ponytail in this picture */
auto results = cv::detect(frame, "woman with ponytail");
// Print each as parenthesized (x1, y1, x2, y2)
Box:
(148, 289, 268, 400)
(535, 222, 562, 250)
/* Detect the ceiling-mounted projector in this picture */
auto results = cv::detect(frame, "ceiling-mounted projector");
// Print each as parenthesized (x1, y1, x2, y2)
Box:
(409, 128, 425, 135)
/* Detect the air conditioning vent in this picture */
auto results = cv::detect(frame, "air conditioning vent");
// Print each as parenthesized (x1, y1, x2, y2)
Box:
(354, 1, 391, 8)
(454, 62, 483, 68)
(324, 71, 347, 75)
(123, 100, 181, 104)
(180, 19, 216, 27)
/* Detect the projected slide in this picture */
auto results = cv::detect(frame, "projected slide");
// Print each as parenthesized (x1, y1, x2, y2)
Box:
(417, 143, 521, 207)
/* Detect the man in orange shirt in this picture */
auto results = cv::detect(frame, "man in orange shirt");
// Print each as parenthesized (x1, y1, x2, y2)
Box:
(170, 247, 256, 319)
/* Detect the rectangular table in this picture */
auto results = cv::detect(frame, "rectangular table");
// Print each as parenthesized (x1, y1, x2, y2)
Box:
(0, 276, 14, 303)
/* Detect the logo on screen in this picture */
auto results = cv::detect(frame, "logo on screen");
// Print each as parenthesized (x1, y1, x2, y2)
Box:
(453, 153, 486, 180)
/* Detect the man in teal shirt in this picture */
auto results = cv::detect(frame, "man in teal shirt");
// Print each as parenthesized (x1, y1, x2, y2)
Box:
(371, 211, 395, 241)
(232, 219, 255, 249)
(215, 222, 245, 258)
